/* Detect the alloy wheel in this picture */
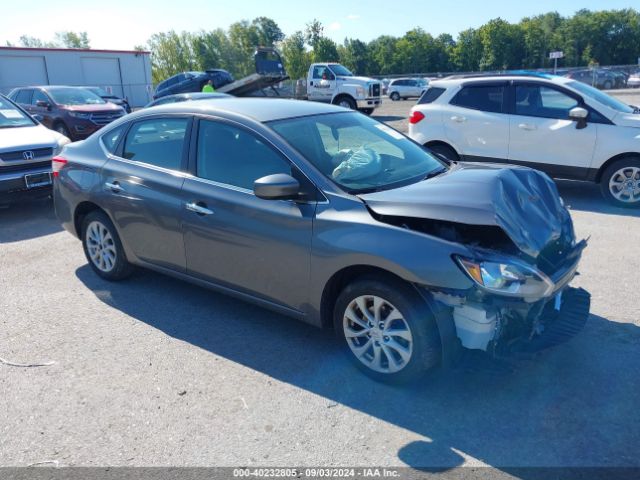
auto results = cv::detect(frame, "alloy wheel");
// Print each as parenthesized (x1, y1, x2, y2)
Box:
(343, 295, 413, 374)
(85, 220, 117, 272)
(609, 166, 640, 204)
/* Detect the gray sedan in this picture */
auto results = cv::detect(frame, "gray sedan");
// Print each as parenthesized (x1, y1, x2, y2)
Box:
(53, 98, 590, 382)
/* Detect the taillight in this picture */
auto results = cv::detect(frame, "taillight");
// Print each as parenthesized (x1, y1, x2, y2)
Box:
(409, 110, 425, 124)
(52, 156, 68, 178)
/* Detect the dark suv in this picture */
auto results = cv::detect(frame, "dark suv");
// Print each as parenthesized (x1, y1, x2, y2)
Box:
(8, 86, 125, 141)
(153, 70, 234, 100)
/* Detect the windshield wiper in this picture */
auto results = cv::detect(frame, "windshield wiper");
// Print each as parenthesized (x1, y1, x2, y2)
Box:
(423, 166, 447, 180)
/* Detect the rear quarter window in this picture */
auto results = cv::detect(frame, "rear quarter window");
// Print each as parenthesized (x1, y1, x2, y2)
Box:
(417, 87, 446, 104)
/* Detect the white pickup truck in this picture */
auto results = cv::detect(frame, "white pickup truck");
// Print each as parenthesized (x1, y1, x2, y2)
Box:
(306, 63, 382, 114)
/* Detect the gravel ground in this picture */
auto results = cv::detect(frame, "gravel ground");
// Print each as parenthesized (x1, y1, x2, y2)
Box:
(0, 96, 639, 471)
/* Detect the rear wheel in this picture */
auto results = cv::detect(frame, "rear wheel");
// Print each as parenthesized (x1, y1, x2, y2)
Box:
(390, 92, 400, 101)
(426, 143, 459, 163)
(81, 210, 134, 280)
(333, 277, 440, 383)
(603, 80, 613, 90)
(600, 157, 640, 207)
(360, 108, 374, 116)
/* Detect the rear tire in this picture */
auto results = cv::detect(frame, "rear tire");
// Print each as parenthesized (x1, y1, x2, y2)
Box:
(360, 108, 374, 116)
(600, 157, 640, 207)
(426, 143, 460, 163)
(81, 210, 134, 281)
(333, 276, 441, 383)
(603, 80, 613, 90)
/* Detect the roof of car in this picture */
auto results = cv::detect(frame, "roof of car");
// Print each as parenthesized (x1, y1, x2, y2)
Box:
(143, 98, 346, 122)
(429, 74, 572, 88)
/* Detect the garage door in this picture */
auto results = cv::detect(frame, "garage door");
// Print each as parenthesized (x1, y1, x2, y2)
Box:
(81, 57, 123, 97)
(0, 56, 48, 94)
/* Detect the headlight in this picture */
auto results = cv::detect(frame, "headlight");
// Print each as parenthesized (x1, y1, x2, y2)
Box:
(454, 255, 554, 299)
(68, 112, 91, 119)
(53, 136, 71, 155)
(355, 86, 365, 98)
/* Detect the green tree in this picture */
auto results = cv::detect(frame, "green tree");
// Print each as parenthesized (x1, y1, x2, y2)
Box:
(55, 31, 90, 48)
(451, 28, 482, 71)
(252, 17, 285, 46)
(478, 18, 525, 70)
(338, 38, 369, 74)
(281, 30, 310, 79)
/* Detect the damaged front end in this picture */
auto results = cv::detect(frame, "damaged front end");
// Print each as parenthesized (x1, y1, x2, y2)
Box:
(360, 162, 591, 362)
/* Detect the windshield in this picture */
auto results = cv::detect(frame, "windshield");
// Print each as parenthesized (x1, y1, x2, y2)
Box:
(269, 112, 445, 193)
(567, 80, 634, 114)
(48, 88, 106, 106)
(0, 96, 35, 128)
(329, 64, 354, 77)
(88, 87, 110, 97)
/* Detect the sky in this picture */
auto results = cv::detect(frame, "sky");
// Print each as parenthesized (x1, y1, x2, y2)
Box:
(2, 0, 639, 51)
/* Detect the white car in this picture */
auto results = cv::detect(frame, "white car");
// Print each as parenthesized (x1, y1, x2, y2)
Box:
(627, 72, 640, 88)
(0, 94, 69, 206)
(388, 78, 427, 101)
(408, 74, 640, 206)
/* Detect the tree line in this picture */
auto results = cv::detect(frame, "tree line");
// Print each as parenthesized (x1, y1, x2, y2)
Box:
(6, 9, 640, 84)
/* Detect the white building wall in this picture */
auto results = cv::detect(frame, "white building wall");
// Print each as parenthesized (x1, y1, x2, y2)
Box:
(0, 47, 152, 107)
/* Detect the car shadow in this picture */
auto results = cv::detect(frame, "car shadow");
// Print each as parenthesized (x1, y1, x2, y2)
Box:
(556, 180, 640, 217)
(76, 265, 640, 472)
(0, 197, 63, 243)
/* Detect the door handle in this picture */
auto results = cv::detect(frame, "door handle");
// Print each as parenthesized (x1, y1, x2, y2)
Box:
(186, 202, 214, 216)
(451, 115, 466, 122)
(105, 181, 124, 193)
(518, 123, 537, 131)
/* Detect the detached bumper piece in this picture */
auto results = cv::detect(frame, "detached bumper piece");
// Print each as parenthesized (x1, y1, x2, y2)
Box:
(510, 287, 590, 354)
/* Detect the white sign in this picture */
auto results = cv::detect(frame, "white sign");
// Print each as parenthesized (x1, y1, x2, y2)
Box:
(549, 51, 564, 59)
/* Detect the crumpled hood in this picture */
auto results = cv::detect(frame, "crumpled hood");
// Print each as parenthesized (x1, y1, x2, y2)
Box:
(359, 162, 574, 259)
(612, 111, 640, 128)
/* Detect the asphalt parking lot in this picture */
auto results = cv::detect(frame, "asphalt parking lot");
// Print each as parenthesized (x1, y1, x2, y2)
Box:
(1, 98, 639, 471)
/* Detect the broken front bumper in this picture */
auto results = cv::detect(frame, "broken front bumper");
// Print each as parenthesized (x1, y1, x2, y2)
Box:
(505, 286, 590, 355)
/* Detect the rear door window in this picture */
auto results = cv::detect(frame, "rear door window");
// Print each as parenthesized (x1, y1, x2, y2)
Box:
(122, 117, 189, 170)
(450, 85, 505, 113)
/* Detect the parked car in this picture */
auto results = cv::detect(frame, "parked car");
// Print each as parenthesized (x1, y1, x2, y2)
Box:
(86, 87, 131, 113)
(153, 70, 234, 100)
(145, 91, 230, 108)
(564, 69, 618, 90)
(0, 94, 69, 205)
(8, 86, 125, 141)
(306, 63, 382, 114)
(53, 98, 589, 382)
(408, 73, 640, 206)
(388, 78, 428, 101)
(627, 71, 640, 88)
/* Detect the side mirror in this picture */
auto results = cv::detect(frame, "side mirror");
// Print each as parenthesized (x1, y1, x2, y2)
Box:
(254, 174, 300, 200)
(569, 106, 589, 129)
(36, 100, 51, 110)
(32, 114, 44, 122)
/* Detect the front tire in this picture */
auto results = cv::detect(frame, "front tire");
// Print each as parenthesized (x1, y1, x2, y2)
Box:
(600, 157, 640, 207)
(81, 210, 134, 280)
(334, 96, 356, 110)
(53, 122, 71, 139)
(333, 277, 440, 383)
(390, 92, 400, 101)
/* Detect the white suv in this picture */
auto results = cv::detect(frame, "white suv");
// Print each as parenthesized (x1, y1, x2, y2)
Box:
(388, 78, 427, 101)
(408, 74, 640, 206)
